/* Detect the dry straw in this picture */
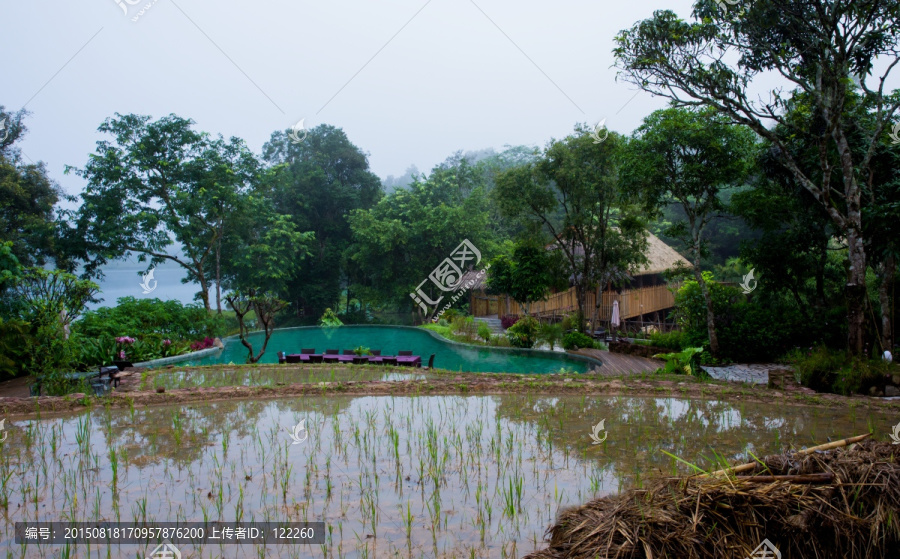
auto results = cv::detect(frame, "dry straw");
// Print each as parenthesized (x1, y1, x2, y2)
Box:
(526, 436, 900, 559)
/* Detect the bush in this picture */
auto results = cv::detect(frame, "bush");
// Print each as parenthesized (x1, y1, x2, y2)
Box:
(539, 322, 564, 350)
(442, 308, 463, 322)
(477, 321, 492, 342)
(672, 272, 832, 362)
(647, 330, 685, 351)
(785, 346, 887, 395)
(652, 347, 705, 377)
(319, 308, 343, 328)
(500, 315, 520, 329)
(562, 332, 594, 350)
(76, 297, 225, 341)
(451, 316, 477, 340)
(507, 316, 540, 348)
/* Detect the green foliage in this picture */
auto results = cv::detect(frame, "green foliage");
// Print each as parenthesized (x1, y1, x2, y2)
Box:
(319, 308, 343, 328)
(561, 332, 594, 351)
(347, 158, 499, 313)
(785, 346, 891, 396)
(441, 308, 463, 322)
(507, 316, 540, 348)
(487, 240, 562, 313)
(493, 127, 648, 331)
(0, 318, 28, 375)
(451, 316, 477, 341)
(673, 272, 740, 347)
(262, 124, 383, 318)
(477, 321, 492, 343)
(539, 322, 564, 350)
(76, 297, 224, 341)
(652, 347, 705, 377)
(0, 107, 63, 267)
(645, 330, 685, 351)
(353, 346, 371, 356)
(66, 113, 271, 311)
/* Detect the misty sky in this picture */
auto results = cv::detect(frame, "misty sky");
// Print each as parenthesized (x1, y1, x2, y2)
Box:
(4, 0, 704, 202)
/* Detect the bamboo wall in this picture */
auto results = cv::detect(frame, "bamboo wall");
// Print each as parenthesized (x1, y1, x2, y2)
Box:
(470, 284, 675, 321)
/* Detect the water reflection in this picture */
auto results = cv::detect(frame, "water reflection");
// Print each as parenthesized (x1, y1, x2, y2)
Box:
(147, 366, 431, 390)
(0, 395, 890, 558)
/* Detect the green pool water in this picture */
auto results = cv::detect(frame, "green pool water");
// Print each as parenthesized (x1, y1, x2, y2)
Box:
(183, 325, 597, 374)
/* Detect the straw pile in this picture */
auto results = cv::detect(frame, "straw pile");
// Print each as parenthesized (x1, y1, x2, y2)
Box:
(526, 438, 900, 559)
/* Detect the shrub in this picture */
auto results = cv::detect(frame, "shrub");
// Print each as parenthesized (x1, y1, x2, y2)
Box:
(500, 315, 520, 329)
(477, 321, 492, 342)
(75, 297, 224, 341)
(652, 347, 705, 377)
(539, 322, 564, 350)
(319, 308, 343, 328)
(507, 316, 540, 348)
(189, 337, 216, 351)
(647, 330, 685, 351)
(451, 316, 477, 340)
(562, 332, 594, 350)
(784, 346, 886, 395)
(442, 308, 463, 322)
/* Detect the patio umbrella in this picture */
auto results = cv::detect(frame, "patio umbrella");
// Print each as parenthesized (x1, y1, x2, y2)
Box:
(611, 300, 620, 328)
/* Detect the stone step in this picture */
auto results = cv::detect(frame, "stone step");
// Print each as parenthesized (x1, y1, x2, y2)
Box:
(473, 317, 505, 333)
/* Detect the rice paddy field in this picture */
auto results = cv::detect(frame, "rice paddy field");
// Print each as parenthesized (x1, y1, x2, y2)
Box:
(0, 390, 895, 558)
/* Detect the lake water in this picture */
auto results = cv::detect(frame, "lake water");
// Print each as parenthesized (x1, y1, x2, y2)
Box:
(87, 257, 211, 309)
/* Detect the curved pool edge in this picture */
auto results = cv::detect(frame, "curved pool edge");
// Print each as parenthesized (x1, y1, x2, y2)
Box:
(214, 324, 604, 372)
(135, 346, 223, 368)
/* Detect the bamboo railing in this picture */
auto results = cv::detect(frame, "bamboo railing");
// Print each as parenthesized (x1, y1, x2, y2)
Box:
(470, 284, 675, 321)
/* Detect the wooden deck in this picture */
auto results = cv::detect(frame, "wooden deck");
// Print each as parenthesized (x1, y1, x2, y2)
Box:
(575, 348, 663, 376)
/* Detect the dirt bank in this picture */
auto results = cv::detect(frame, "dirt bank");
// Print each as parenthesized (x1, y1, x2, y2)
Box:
(1, 364, 899, 418)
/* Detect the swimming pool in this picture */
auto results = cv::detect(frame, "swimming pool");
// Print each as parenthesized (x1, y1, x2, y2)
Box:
(183, 325, 599, 374)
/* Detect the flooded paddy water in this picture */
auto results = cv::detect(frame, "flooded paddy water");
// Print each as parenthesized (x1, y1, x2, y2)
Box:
(142, 366, 430, 391)
(0, 394, 894, 558)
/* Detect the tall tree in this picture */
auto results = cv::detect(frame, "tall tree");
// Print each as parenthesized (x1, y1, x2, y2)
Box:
(0, 106, 67, 267)
(614, 0, 900, 354)
(66, 114, 260, 312)
(347, 165, 498, 318)
(262, 124, 382, 318)
(625, 107, 756, 355)
(487, 239, 565, 316)
(493, 127, 645, 332)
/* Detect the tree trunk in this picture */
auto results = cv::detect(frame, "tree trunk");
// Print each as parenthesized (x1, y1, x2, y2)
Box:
(215, 228, 222, 315)
(575, 284, 587, 333)
(845, 229, 867, 356)
(196, 262, 211, 313)
(878, 254, 895, 354)
(590, 284, 603, 334)
(693, 249, 719, 356)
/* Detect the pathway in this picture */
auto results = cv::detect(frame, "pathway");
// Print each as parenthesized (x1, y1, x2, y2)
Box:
(574, 349, 664, 376)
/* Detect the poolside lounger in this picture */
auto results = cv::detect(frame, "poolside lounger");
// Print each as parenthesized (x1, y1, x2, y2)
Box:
(398, 350, 413, 356)
(301, 348, 316, 354)
(325, 349, 339, 355)
(370, 349, 381, 356)
(342, 349, 356, 355)
(352, 356, 369, 365)
(382, 357, 398, 366)
(309, 355, 324, 364)
(285, 354, 303, 364)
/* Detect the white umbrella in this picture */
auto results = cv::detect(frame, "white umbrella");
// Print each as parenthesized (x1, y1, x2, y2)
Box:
(611, 300, 620, 328)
